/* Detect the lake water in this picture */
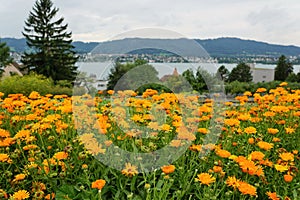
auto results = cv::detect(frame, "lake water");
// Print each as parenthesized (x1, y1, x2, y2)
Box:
(77, 62, 300, 80)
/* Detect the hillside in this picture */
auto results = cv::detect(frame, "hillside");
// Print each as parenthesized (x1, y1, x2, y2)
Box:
(2, 37, 300, 57)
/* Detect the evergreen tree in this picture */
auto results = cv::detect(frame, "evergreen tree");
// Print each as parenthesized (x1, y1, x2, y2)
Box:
(21, 0, 78, 83)
(228, 63, 253, 82)
(274, 55, 293, 81)
(0, 40, 13, 76)
(217, 65, 229, 82)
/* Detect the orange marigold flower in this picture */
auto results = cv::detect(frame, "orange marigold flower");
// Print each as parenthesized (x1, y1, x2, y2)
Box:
(266, 191, 280, 200)
(161, 165, 176, 174)
(263, 111, 276, 117)
(224, 118, 240, 127)
(189, 144, 202, 152)
(257, 141, 274, 151)
(121, 163, 138, 177)
(13, 173, 26, 182)
(248, 138, 255, 144)
(272, 137, 281, 142)
(107, 90, 114, 95)
(267, 128, 279, 134)
(53, 152, 68, 160)
(244, 126, 257, 134)
(12, 190, 30, 200)
(213, 166, 223, 173)
(0, 153, 12, 163)
(285, 127, 295, 134)
(195, 173, 216, 186)
(91, 179, 106, 190)
(237, 181, 257, 196)
(216, 149, 231, 158)
(249, 151, 265, 161)
(283, 174, 293, 183)
(198, 128, 209, 134)
(279, 82, 288, 87)
(226, 176, 240, 189)
(256, 88, 267, 93)
(279, 152, 294, 162)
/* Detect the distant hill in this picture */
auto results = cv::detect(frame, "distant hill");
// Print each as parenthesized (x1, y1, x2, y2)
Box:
(2, 37, 300, 57)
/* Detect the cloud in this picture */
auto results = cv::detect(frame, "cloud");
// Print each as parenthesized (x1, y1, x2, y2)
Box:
(1, 0, 300, 46)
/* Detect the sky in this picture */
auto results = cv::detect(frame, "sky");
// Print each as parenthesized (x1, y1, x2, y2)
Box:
(1, 0, 300, 46)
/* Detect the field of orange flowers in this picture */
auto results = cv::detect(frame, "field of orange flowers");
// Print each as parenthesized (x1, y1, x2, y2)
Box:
(0, 82, 299, 199)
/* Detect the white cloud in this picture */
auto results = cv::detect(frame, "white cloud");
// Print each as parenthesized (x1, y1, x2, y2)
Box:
(1, 0, 300, 46)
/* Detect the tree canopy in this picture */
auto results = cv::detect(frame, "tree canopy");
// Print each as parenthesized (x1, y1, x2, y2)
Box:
(228, 63, 253, 82)
(274, 55, 293, 81)
(107, 59, 159, 91)
(21, 0, 78, 83)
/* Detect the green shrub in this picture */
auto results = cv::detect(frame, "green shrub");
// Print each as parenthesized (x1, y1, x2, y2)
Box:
(0, 73, 73, 97)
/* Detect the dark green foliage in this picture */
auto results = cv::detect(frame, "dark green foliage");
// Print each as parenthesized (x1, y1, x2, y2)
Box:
(182, 67, 216, 93)
(21, 0, 78, 83)
(0, 73, 73, 97)
(228, 62, 253, 82)
(286, 72, 300, 83)
(275, 55, 293, 81)
(0, 40, 13, 76)
(217, 65, 229, 82)
(225, 80, 300, 95)
(107, 59, 159, 91)
(136, 83, 172, 94)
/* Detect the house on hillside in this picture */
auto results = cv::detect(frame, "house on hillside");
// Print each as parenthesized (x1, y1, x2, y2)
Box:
(249, 64, 275, 83)
(1, 62, 24, 78)
(160, 68, 179, 82)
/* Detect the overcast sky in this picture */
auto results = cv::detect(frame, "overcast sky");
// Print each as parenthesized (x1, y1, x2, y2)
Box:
(1, 0, 300, 46)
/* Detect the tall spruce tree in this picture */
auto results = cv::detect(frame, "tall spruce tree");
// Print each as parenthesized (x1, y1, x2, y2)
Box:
(274, 55, 293, 81)
(22, 0, 78, 83)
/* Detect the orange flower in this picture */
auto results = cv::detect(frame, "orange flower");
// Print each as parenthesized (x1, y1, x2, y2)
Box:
(267, 128, 279, 134)
(121, 163, 138, 177)
(257, 141, 273, 151)
(216, 149, 231, 158)
(256, 88, 267, 93)
(189, 144, 202, 152)
(13, 174, 26, 182)
(237, 181, 257, 196)
(198, 128, 209, 134)
(12, 190, 30, 200)
(53, 152, 68, 160)
(248, 138, 255, 144)
(279, 152, 294, 162)
(285, 127, 295, 134)
(244, 126, 257, 134)
(226, 176, 240, 189)
(161, 165, 176, 174)
(213, 166, 223, 173)
(266, 191, 280, 200)
(283, 174, 293, 183)
(224, 118, 240, 127)
(249, 151, 265, 161)
(91, 179, 106, 190)
(195, 173, 216, 186)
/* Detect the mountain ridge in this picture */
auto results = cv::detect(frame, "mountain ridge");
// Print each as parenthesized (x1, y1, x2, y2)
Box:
(2, 37, 300, 57)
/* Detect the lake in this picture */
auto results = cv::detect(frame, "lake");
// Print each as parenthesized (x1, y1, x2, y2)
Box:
(77, 62, 300, 80)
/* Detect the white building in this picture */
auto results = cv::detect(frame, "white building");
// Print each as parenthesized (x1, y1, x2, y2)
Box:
(249, 63, 275, 83)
